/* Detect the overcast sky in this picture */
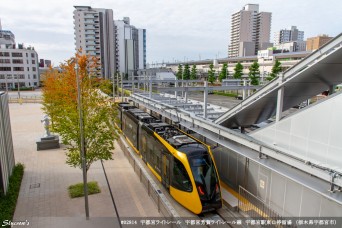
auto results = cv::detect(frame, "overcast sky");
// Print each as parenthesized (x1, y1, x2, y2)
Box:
(1, 0, 341, 66)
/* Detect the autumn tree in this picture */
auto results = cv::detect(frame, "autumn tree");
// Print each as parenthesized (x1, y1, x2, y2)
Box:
(219, 63, 228, 82)
(233, 62, 243, 79)
(42, 54, 119, 173)
(207, 63, 216, 84)
(176, 64, 183, 80)
(267, 59, 282, 81)
(248, 61, 260, 85)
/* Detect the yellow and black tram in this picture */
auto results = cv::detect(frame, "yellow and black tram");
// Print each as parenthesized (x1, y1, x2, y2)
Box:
(118, 103, 222, 214)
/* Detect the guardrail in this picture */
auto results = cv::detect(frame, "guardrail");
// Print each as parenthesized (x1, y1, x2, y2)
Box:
(8, 96, 42, 103)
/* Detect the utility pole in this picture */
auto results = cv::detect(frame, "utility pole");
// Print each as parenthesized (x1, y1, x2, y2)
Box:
(74, 59, 89, 220)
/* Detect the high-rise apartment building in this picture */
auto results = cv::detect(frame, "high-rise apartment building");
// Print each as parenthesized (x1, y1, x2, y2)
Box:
(228, 4, 272, 57)
(73, 6, 115, 79)
(306, 34, 333, 51)
(274, 26, 304, 45)
(114, 17, 146, 76)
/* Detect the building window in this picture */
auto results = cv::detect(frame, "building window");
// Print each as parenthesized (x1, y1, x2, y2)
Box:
(32, 60, 36, 64)
(28, 75, 30, 79)
(32, 67, 36, 71)
(12, 59, 24, 64)
(26, 53, 28, 57)
(34, 82, 37, 86)
(33, 74, 37, 79)
(19, 74, 25, 79)
(0, 67, 11, 71)
(0, 59, 10, 63)
(13, 67, 24, 71)
(31, 53, 35, 58)
(0, 75, 4, 79)
(12, 53, 23, 57)
(0, 52, 10, 57)
(27, 67, 29, 71)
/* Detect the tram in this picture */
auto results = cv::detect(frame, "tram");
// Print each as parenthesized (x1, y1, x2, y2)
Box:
(118, 103, 222, 214)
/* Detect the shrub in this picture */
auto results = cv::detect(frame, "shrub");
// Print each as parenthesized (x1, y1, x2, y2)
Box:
(68, 181, 101, 198)
(0, 163, 25, 225)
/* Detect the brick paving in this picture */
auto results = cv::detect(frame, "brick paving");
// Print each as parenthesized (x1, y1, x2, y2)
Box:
(10, 103, 161, 227)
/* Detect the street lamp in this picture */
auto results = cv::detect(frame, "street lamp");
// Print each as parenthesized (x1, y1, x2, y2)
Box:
(74, 58, 89, 219)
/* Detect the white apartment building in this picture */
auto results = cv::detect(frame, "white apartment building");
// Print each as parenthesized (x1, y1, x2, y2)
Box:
(114, 17, 146, 76)
(0, 22, 39, 90)
(73, 6, 115, 79)
(228, 4, 272, 58)
(274, 26, 304, 45)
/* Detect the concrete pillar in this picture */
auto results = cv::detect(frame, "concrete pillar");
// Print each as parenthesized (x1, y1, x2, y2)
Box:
(149, 75, 152, 99)
(276, 74, 285, 122)
(144, 72, 146, 92)
(242, 80, 247, 100)
(185, 87, 188, 103)
(203, 81, 208, 119)
(175, 79, 178, 98)
(247, 81, 251, 97)
(121, 73, 124, 102)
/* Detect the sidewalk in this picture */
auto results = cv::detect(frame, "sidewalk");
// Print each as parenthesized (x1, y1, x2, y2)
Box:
(10, 103, 161, 227)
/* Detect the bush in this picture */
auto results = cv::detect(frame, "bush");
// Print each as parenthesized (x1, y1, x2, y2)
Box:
(68, 181, 101, 198)
(0, 163, 25, 225)
(213, 91, 238, 97)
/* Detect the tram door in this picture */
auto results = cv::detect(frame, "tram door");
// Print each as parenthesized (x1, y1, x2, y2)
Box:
(162, 153, 170, 188)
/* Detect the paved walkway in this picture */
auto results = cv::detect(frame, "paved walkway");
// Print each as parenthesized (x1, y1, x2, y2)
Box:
(10, 103, 161, 227)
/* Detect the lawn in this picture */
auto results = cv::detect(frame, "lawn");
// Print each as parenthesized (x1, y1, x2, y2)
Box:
(68, 181, 101, 198)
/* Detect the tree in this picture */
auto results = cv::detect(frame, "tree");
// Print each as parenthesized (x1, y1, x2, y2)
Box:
(190, 65, 197, 80)
(219, 63, 228, 82)
(233, 62, 243, 79)
(207, 63, 216, 84)
(248, 61, 260, 85)
(183, 64, 190, 80)
(42, 54, 119, 173)
(176, 64, 183, 80)
(267, 59, 282, 81)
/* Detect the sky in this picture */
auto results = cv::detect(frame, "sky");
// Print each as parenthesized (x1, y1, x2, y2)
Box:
(1, 0, 341, 66)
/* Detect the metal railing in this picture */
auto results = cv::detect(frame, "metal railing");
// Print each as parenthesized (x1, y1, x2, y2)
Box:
(238, 186, 282, 220)
(8, 96, 42, 103)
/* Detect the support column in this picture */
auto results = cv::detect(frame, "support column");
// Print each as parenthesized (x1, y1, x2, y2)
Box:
(144, 72, 146, 93)
(203, 81, 208, 119)
(276, 74, 284, 122)
(175, 79, 178, 98)
(149, 75, 152, 99)
(185, 86, 188, 103)
(121, 73, 124, 102)
(131, 72, 134, 95)
(242, 80, 247, 100)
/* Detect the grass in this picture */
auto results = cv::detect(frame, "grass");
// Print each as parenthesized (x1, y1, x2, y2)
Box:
(68, 181, 101, 198)
(213, 91, 239, 97)
(0, 163, 25, 225)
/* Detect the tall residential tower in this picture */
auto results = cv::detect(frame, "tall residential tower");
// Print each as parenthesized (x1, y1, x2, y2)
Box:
(228, 4, 272, 57)
(73, 6, 115, 79)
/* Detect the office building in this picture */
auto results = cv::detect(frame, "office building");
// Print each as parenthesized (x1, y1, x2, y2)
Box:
(273, 41, 307, 52)
(228, 4, 272, 57)
(306, 34, 333, 51)
(114, 17, 146, 76)
(73, 6, 115, 79)
(0, 22, 40, 90)
(274, 26, 304, 45)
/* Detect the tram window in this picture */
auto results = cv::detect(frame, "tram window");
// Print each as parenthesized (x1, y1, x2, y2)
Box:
(141, 135, 147, 153)
(172, 158, 192, 192)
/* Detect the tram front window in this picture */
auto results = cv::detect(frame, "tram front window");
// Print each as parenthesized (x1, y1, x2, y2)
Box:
(189, 153, 218, 199)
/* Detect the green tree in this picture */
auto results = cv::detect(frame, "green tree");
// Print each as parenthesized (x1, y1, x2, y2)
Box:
(176, 64, 183, 80)
(267, 59, 282, 81)
(207, 63, 216, 84)
(42, 54, 119, 173)
(248, 61, 260, 85)
(183, 64, 190, 80)
(190, 65, 197, 80)
(219, 63, 228, 82)
(233, 62, 243, 79)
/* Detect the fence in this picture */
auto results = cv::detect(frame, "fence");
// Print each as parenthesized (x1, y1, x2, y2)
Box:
(118, 137, 186, 228)
(8, 96, 42, 104)
(238, 186, 282, 220)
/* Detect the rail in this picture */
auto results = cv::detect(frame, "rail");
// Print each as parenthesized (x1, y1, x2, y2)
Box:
(8, 96, 42, 103)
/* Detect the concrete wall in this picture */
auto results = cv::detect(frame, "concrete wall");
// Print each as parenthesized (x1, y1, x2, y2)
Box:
(0, 92, 15, 195)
